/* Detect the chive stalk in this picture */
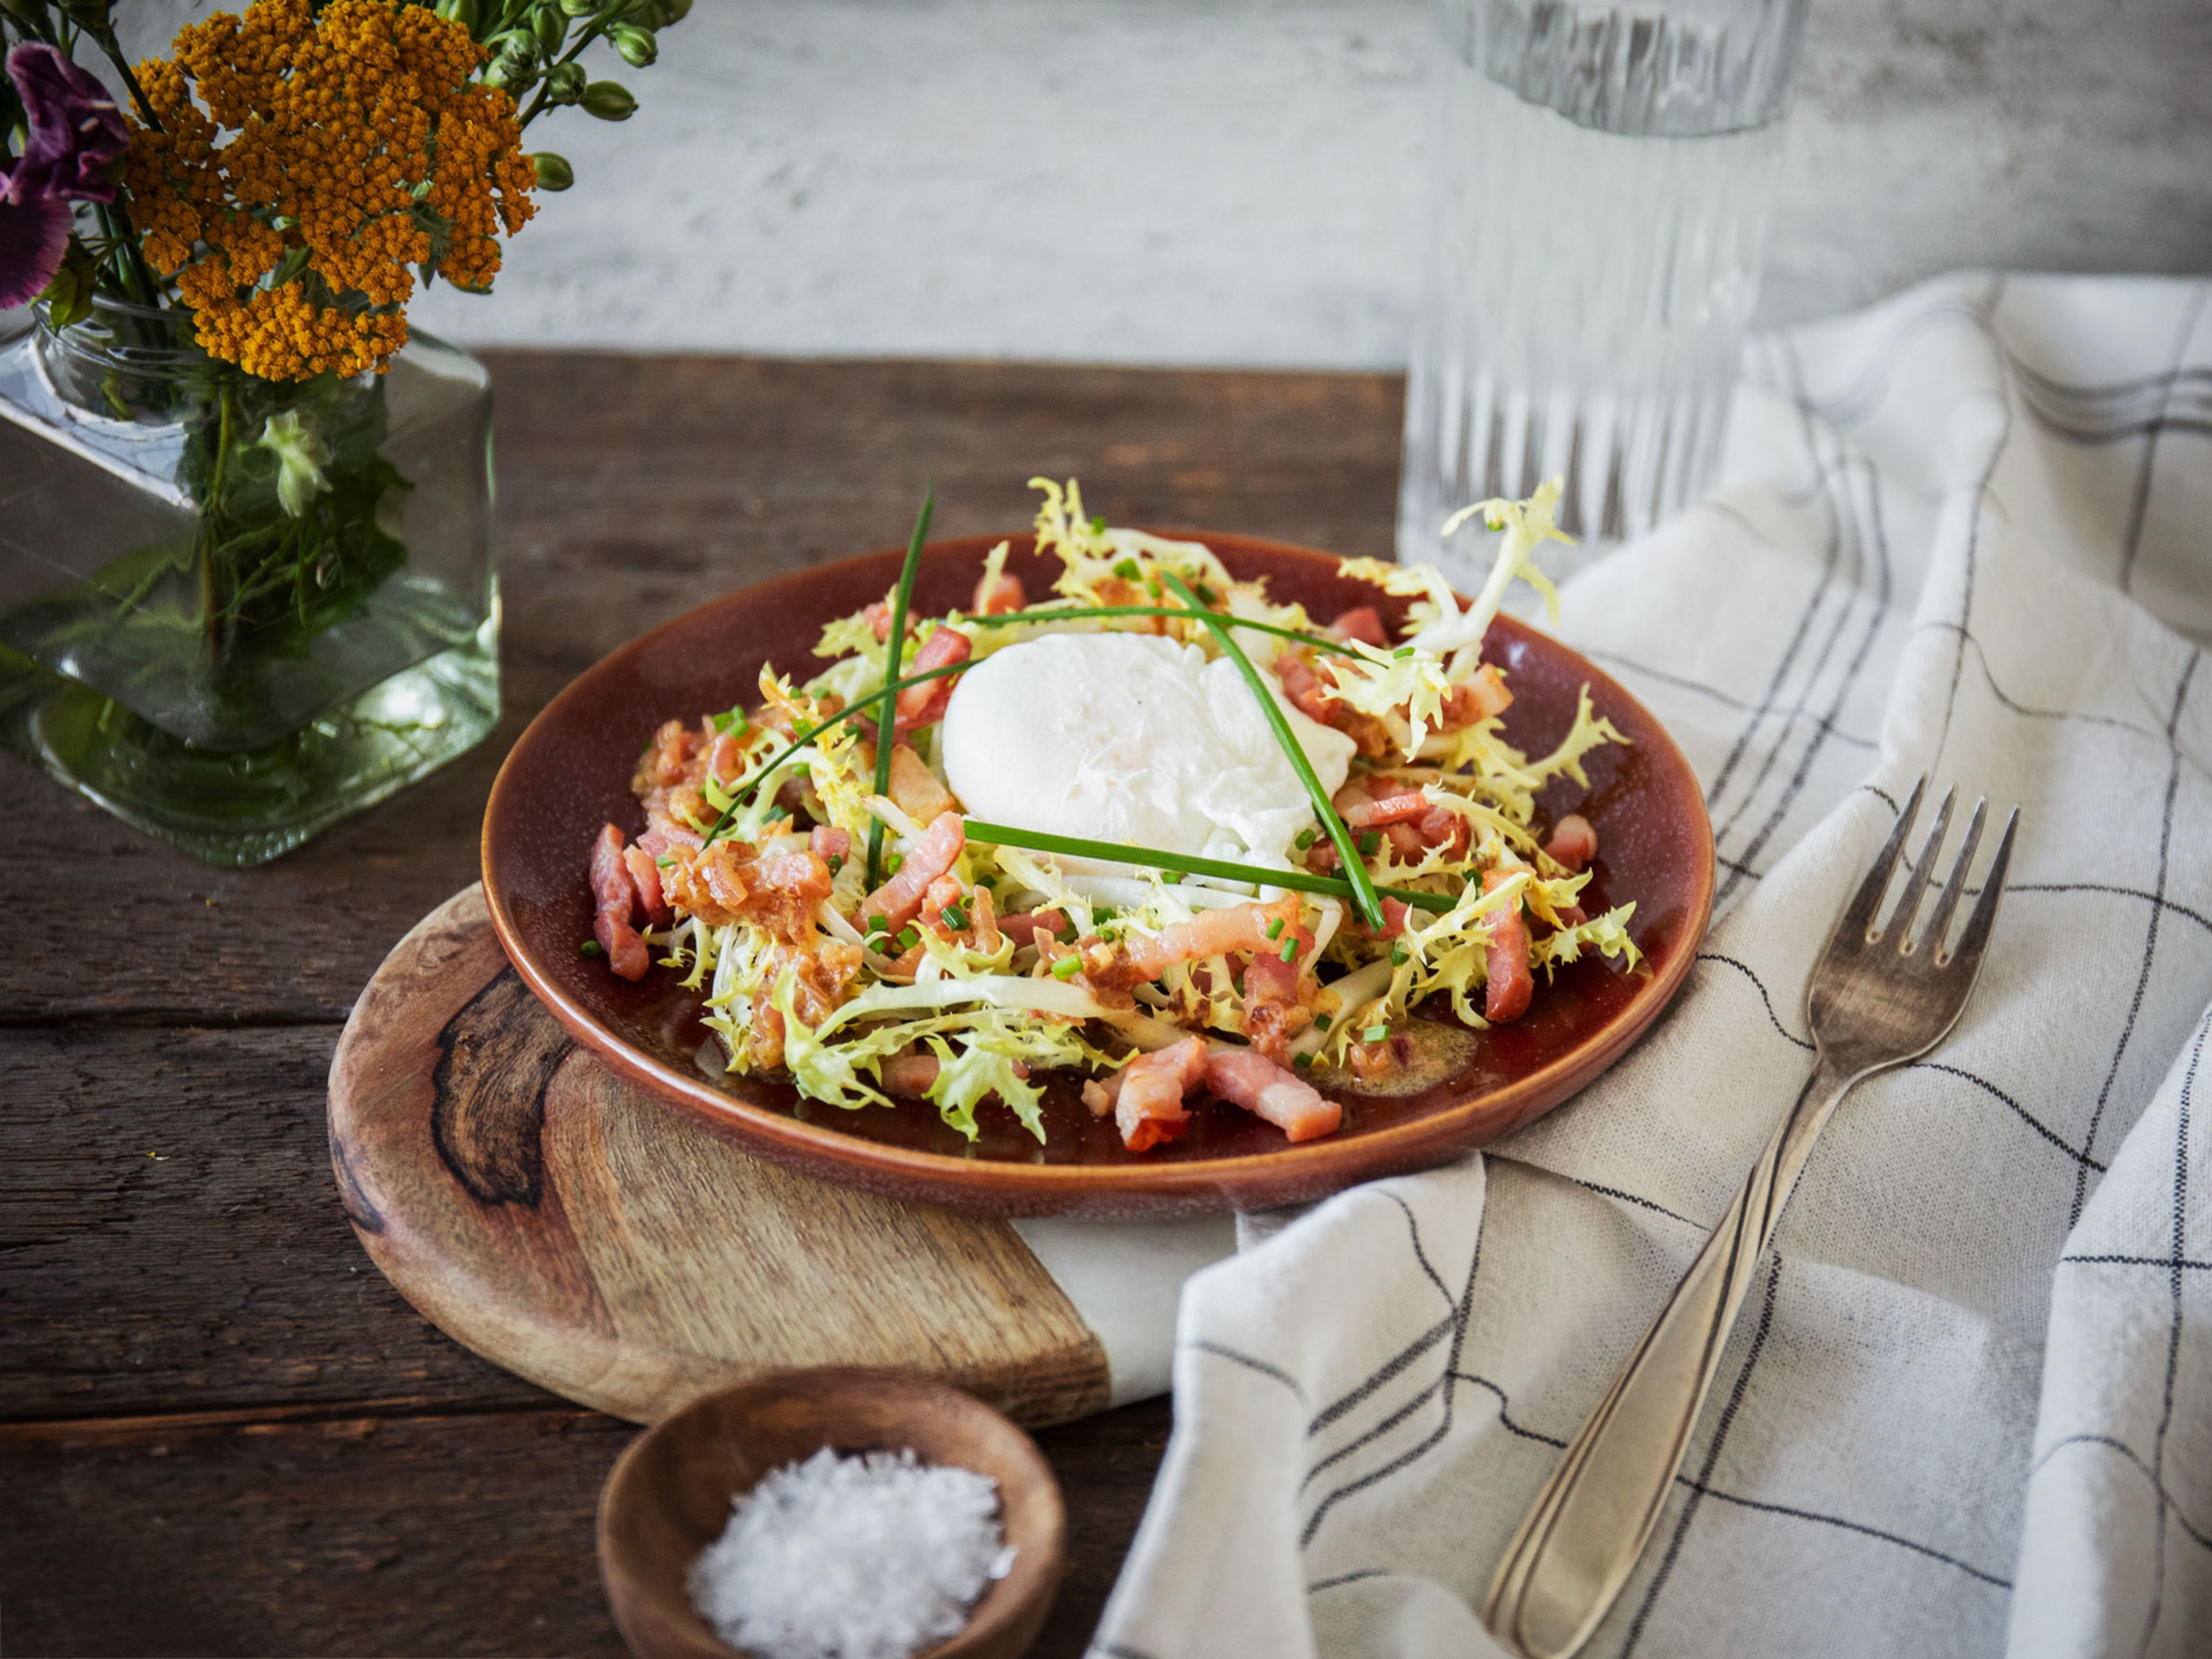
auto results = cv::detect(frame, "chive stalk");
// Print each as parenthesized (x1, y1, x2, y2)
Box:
(867, 484, 935, 887)
(960, 819, 1459, 914)
(1154, 570, 1386, 930)
(963, 605, 1365, 658)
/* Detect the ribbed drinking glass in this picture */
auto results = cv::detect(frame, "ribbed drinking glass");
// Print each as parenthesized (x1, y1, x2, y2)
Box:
(1399, 0, 1809, 571)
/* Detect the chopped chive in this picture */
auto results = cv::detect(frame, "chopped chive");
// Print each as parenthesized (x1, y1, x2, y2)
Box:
(1278, 937, 1299, 962)
(1157, 570, 1385, 930)
(1293, 1052, 1313, 1070)
(1094, 906, 1116, 923)
(887, 853, 904, 875)
(1294, 827, 1317, 850)
(866, 482, 935, 887)
(1090, 514, 1108, 533)
(711, 710, 734, 732)
(1358, 831, 1381, 856)
(1052, 953, 1082, 980)
(1112, 558, 1140, 580)
(656, 855, 676, 868)
(896, 925, 921, 950)
(867, 914, 889, 934)
(1393, 646, 1414, 660)
(765, 805, 790, 824)
(1265, 916, 1285, 940)
(1390, 941, 1409, 965)
(790, 762, 809, 777)
(1313, 1012, 1331, 1030)
(579, 938, 604, 958)
(827, 854, 844, 875)
(959, 820, 1465, 913)
(1362, 1024, 1389, 1043)
(940, 904, 967, 931)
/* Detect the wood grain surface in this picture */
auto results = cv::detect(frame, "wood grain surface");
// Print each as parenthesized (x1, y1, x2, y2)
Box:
(0, 350, 1399, 1655)
(331, 885, 1111, 1427)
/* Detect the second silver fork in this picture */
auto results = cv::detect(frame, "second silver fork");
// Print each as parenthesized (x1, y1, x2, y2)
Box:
(1483, 777, 2021, 1659)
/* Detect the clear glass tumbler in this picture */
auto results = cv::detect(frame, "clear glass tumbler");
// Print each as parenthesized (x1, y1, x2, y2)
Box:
(1398, 0, 1809, 570)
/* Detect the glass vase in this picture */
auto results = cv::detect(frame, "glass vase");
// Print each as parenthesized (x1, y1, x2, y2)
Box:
(0, 296, 499, 866)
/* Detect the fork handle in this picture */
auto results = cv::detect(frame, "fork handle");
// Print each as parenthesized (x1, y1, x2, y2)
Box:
(1483, 1056, 1863, 1659)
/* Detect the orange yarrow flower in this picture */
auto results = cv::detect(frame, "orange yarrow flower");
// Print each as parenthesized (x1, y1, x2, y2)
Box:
(122, 0, 537, 381)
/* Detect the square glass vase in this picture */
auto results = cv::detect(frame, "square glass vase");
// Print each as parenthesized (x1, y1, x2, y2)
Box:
(0, 298, 499, 866)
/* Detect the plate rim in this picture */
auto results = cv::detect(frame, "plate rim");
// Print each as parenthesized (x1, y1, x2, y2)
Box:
(482, 529, 1715, 1215)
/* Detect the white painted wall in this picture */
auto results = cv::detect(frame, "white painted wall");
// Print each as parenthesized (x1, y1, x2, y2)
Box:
(116, 1, 2212, 368)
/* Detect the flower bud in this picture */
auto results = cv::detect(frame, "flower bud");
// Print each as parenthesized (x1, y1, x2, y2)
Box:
(580, 79, 637, 120)
(531, 6, 565, 52)
(529, 151, 574, 191)
(610, 24, 657, 67)
(544, 60, 586, 103)
(433, 0, 478, 29)
(558, 0, 598, 13)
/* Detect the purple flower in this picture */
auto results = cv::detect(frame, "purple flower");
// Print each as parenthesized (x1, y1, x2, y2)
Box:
(0, 43, 130, 311)
(0, 195, 69, 309)
(3, 42, 128, 206)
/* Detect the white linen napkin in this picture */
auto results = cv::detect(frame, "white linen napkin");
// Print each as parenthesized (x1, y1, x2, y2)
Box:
(1087, 273, 2212, 1659)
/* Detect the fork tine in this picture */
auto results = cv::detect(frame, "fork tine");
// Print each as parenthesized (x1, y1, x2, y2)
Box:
(1916, 796, 1987, 957)
(1831, 775, 1926, 947)
(1941, 805, 2020, 968)
(1885, 785, 1956, 949)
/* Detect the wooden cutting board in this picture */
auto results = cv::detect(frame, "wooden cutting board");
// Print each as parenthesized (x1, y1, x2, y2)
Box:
(327, 886, 1112, 1426)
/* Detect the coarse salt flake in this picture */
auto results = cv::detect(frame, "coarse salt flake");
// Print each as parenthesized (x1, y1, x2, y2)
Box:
(687, 1445, 1016, 1659)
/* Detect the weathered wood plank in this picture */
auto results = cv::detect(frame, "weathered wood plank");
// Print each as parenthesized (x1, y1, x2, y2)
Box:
(0, 1025, 551, 1421)
(0, 1396, 1172, 1658)
(0, 354, 1401, 1024)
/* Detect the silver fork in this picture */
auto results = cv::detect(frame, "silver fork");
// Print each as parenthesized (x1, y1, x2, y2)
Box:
(1482, 778, 2020, 1659)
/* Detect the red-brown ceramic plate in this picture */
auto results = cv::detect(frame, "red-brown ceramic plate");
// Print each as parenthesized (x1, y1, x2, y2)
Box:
(482, 532, 1712, 1218)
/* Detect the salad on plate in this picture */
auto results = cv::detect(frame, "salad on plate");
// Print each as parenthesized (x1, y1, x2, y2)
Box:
(582, 478, 1639, 1154)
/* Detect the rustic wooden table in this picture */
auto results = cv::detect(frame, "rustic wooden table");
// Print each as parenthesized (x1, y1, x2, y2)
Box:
(0, 353, 1402, 1657)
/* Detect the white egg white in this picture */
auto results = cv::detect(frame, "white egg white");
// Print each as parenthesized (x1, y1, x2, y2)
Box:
(939, 632, 1356, 902)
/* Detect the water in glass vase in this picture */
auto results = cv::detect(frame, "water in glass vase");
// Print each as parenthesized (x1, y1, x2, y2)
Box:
(0, 299, 499, 865)
(1399, 0, 1803, 572)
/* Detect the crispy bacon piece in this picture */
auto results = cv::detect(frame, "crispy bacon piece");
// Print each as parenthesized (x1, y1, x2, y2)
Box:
(863, 599, 899, 643)
(750, 851, 836, 942)
(1108, 1037, 1207, 1151)
(622, 844, 672, 926)
(856, 738, 960, 825)
(895, 627, 972, 736)
(738, 939, 864, 1070)
(1439, 664, 1512, 728)
(656, 840, 833, 945)
(634, 718, 706, 796)
(1336, 780, 1431, 829)
(1124, 896, 1303, 982)
(1483, 866, 1533, 1022)
(1240, 911, 1318, 1063)
(1275, 651, 1395, 757)
(589, 824, 652, 981)
(1327, 605, 1389, 647)
(974, 569, 1027, 615)
(863, 811, 967, 931)
(921, 874, 1001, 952)
(810, 825, 851, 866)
(1204, 1045, 1341, 1143)
(1545, 813, 1597, 873)
(881, 1051, 941, 1097)
(998, 908, 1067, 952)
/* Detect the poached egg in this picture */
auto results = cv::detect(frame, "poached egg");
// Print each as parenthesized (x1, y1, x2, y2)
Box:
(938, 632, 1356, 899)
